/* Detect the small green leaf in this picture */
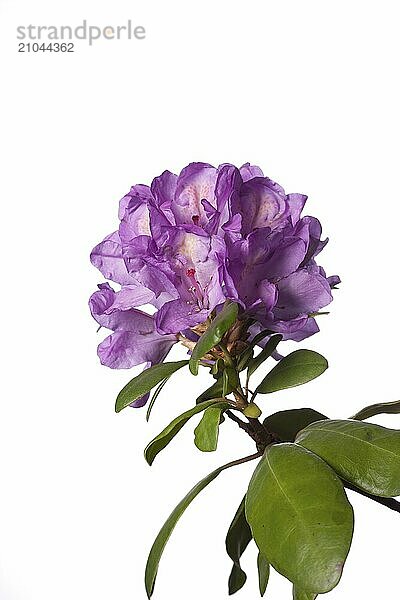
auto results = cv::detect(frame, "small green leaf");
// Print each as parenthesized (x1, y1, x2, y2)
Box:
(237, 330, 271, 372)
(225, 497, 252, 595)
(293, 587, 317, 600)
(189, 303, 239, 375)
(115, 360, 188, 413)
(243, 402, 262, 419)
(145, 455, 258, 598)
(194, 406, 224, 452)
(245, 443, 353, 594)
(263, 408, 328, 442)
(351, 399, 400, 421)
(296, 419, 400, 497)
(145, 400, 230, 465)
(146, 376, 171, 422)
(254, 350, 328, 396)
(211, 358, 224, 375)
(257, 552, 270, 597)
(195, 379, 224, 404)
(247, 334, 282, 378)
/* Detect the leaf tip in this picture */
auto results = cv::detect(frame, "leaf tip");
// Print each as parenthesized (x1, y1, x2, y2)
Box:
(144, 448, 154, 466)
(189, 360, 199, 375)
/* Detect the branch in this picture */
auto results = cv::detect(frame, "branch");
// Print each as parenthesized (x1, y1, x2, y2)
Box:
(226, 411, 276, 452)
(220, 450, 263, 470)
(226, 409, 251, 432)
(344, 481, 400, 514)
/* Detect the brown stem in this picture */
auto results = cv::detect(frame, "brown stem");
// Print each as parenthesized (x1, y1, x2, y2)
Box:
(226, 410, 250, 431)
(226, 411, 276, 453)
(344, 481, 400, 514)
(219, 450, 263, 470)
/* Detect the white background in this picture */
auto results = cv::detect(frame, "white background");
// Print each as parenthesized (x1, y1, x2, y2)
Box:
(1, 1, 400, 598)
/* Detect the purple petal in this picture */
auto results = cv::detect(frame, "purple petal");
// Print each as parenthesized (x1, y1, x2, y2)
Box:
(265, 234, 307, 279)
(90, 283, 156, 332)
(258, 280, 278, 312)
(90, 232, 134, 285)
(155, 298, 210, 334)
(171, 162, 218, 227)
(275, 269, 333, 319)
(203, 164, 242, 235)
(233, 177, 289, 235)
(97, 329, 176, 369)
(118, 184, 152, 220)
(104, 285, 156, 312)
(328, 275, 341, 287)
(287, 193, 307, 225)
(297, 217, 328, 265)
(239, 163, 264, 182)
(149, 171, 177, 240)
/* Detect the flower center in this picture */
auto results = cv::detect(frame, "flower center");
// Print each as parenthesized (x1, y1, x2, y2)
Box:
(184, 267, 207, 311)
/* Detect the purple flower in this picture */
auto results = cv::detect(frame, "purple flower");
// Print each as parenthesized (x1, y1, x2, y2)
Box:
(90, 162, 339, 401)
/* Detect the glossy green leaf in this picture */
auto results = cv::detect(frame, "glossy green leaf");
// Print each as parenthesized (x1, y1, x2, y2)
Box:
(189, 303, 239, 375)
(245, 443, 353, 594)
(296, 419, 400, 497)
(146, 376, 171, 422)
(145, 454, 259, 598)
(194, 406, 224, 452)
(351, 399, 400, 421)
(115, 360, 188, 413)
(257, 552, 270, 597)
(237, 330, 271, 371)
(211, 358, 224, 376)
(254, 350, 328, 396)
(145, 400, 230, 465)
(247, 334, 282, 378)
(293, 587, 317, 600)
(195, 379, 224, 404)
(225, 497, 252, 595)
(263, 408, 328, 442)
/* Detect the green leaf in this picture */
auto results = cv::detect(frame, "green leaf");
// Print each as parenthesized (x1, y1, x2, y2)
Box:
(115, 360, 188, 413)
(263, 408, 328, 442)
(225, 497, 252, 595)
(145, 454, 259, 598)
(245, 443, 353, 594)
(189, 302, 239, 375)
(195, 379, 224, 404)
(145, 400, 230, 465)
(293, 587, 317, 600)
(257, 552, 270, 597)
(211, 358, 224, 376)
(222, 369, 229, 397)
(296, 419, 400, 497)
(254, 350, 328, 396)
(237, 330, 271, 372)
(351, 399, 400, 421)
(146, 376, 171, 422)
(194, 406, 224, 452)
(247, 334, 282, 378)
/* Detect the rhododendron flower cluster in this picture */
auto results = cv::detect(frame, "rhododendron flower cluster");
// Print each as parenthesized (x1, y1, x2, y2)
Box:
(89, 162, 339, 405)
